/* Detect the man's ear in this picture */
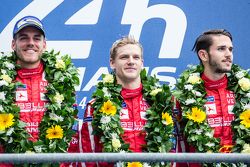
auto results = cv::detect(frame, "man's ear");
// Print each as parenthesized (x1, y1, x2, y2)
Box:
(11, 39, 16, 50)
(110, 58, 115, 69)
(198, 49, 208, 62)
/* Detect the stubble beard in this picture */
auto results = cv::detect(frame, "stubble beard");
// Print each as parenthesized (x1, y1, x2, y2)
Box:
(208, 54, 231, 74)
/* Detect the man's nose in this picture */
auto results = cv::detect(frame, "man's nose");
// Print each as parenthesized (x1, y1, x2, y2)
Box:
(225, 48, 233, 58)
(27, 38, 35, 46)
(128, 56, 134, 64)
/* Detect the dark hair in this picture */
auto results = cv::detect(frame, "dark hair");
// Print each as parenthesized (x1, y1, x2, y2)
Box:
(192, 29, 232, 54)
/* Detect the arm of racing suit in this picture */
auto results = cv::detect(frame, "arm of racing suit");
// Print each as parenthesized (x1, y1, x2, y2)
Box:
(172, 97, 201, 167)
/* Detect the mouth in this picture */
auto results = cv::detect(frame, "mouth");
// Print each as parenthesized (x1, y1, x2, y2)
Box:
(222, 59, 232, 63)
(125, 67, 137, 72)
(24, 49, 36, 54)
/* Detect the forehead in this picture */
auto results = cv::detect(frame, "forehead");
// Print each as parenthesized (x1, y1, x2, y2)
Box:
(210, 35, 233, 47)
(15, 26, 44, 37)
(116, 44, 142, 55)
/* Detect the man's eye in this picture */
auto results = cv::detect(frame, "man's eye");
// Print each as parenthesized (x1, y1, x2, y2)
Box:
(34, 37, 41, 41)
(19, 37, 27, 40)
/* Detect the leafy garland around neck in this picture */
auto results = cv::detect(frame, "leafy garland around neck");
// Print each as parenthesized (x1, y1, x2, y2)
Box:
(173, 64, 250, 166)
(0, 50, 79, 154)
(91, 69, 174, 167)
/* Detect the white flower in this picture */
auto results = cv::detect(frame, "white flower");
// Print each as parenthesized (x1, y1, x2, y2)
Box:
(193, 90, 202, 97)
(34, 146, 43, 153)
(194, 129, 203, 135)
(49, 113, 64, 122)
(7, 137, 13, 143)
(0, 105, 3, 111)
(184, 84, 193, 91)
(143, 163, 152, 167)
(235, 71, 245, 79)
(4, 62, 15, 70)
(55, 59, 66, 70)
(112, 138, 121, 150)
(103, 74, 114, 83)
(0, 92, 6, 100)
(150, 88, 162, 96)
(205, 131, 214, 138)
(53, 92, 64, 105)
(205, 142, 215, 147)
(185, 98, 195, 105)
(103, 87, 111, 98)
(119, 150, 126, 153)
(0, 80, 8, 86)
(246, 93, 250, 98)
(241, 143, 250, 153)
(243, 104, 250, 110)
(6, 128, 14, 136)
(1, 69, 6, 74)
(111, 133, 119, 139)
(1, 74, 12, 83)
(238, 77, 250, 91)
(104, 126, 110, 131)
(100, 116, 111, 124)
(154, 82, 161, 88)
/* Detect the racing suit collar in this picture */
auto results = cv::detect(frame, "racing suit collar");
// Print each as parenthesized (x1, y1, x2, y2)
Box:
(17, 62, 44, 79)
(201, 73, 228, 90)
(121, 83, 143, 99)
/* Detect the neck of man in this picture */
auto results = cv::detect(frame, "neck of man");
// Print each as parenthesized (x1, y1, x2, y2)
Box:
(203, 68, 226, 81)
(117, 77, 141, 89)
(17, 60, 41, 69)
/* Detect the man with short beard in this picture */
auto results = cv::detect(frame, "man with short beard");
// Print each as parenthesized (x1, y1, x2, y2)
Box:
(175, 29, 237, 166)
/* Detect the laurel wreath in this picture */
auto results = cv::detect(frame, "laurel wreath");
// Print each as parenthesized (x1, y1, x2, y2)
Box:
(173, 64, 250, 167)
(91, 69, 174, 167)
(0, 50, 79, 154)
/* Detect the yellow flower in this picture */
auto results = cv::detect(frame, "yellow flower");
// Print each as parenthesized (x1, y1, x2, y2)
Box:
(103, 74, 114, 83)
(0, 114, 14, 131)
(111, 138, 121, 150)
(240, 109, 250, 128)
(187, 107, 206, 123)
(127, 162, 143, 167)
(162, 112, 173, 126)
(241, 143, 250, 153)
(238, 78, 250, 91)
(46, 125, 63, 139)
(99, 100, 117, 116)
(187, 75, 201, 84)
(55, 59, 66, 70)
(150, 88, 162, 96)
(1, 74, 12, 83)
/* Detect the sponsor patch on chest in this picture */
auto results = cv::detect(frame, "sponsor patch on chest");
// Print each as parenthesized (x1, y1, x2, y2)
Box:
(205, 103, 217, 115)
(16, 90, 28, 101)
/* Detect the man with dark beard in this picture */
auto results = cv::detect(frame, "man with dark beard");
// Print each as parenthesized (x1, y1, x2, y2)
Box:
(174, 29, 240, 166)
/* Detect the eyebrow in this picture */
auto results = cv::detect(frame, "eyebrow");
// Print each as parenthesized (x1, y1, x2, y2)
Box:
(17, 33, 43, 38)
